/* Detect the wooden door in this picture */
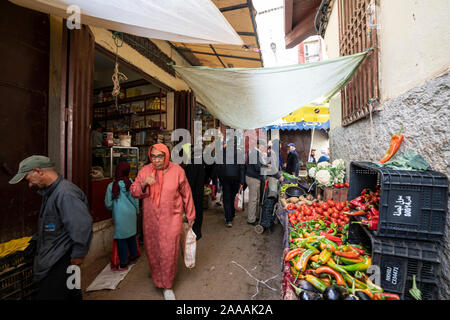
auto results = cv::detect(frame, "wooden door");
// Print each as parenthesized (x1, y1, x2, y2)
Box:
(66, 26, 95, 197)
(0, 1, 49, 242)
(174, 90, 195, 137)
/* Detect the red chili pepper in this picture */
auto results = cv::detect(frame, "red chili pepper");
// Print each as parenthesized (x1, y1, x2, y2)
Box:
(285, 248, 304, 261)
(334, 250, 360, 259)
(350, 200, 365, 209)
(353, 219, 378, 231)
(349, 246, 365, 255)
(371, 207, 379, 217)
(323, 219, 332, 227)
(315, 266, 346, 286)
(344, 210, 366, 216)
(319, 232, 343, 245)
(374, 292, 401, 300)
(380, 126, 404, 163)
(360, 189, 368, 197)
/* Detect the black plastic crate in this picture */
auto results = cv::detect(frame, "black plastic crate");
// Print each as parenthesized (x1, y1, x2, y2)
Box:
(347, 222, 440, 300)
(0, 263, 37, 300)
(348, 161, 448, 242)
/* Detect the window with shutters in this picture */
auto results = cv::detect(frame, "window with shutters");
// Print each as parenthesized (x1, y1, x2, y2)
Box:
(338, 0, 379, 126)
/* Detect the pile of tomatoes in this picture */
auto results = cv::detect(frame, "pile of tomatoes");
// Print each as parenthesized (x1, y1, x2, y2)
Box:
(288, 199, 351, 229)
(333, 182, 349, 188)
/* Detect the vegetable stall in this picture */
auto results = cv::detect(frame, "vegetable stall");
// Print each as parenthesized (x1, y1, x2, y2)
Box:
(276, 157, 448, 300)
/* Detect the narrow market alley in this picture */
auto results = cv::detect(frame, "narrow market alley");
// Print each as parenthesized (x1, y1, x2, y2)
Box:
(81, 205, 284, 300)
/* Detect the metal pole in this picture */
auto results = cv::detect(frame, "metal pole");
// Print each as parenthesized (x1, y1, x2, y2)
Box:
(309, 125, 315, 164)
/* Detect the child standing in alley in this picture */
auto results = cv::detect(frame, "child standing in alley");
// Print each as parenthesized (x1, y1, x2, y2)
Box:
(105, 161, 140, 271)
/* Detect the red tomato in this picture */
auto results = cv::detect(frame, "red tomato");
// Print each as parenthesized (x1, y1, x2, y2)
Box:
(327, 200, 335, 207)
(344, 182, 349, 188)
(321, 203, 329, 210)
(316, 208, 324, 215)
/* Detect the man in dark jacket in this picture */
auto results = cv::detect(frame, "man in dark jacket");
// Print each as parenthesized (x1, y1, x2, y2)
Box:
(182, 144, 206, 240)
(9, 155, 93, 300)
(286, 143, 300, 176)
(216, 141, 245, 228)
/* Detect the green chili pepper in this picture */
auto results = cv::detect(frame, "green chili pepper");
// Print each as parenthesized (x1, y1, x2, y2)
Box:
(319, 238, 339, 250)
(310, 261, 322, 269)
(305, 275, 328, 293)
(339, 257, 364, 265)
(340, 256, 372, 272)
(326, 257, 350, 275)
(309, 241, 321, 249)
(296, 248, 318, 271)
(341, 272, 368, 290)
(306, 244, 320, 253)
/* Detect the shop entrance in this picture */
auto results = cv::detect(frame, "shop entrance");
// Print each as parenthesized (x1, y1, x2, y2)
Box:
(89, 45, 170, 223)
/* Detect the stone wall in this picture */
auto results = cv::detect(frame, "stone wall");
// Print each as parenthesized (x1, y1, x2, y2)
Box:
(329, 70, 450, 298)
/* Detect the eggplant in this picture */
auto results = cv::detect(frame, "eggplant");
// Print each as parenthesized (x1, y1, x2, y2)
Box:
(296, 279, 321, 294)
(344, 294, 359, 300)
(355, 290, 372, 300)
(323, 285, 349, 300)
(298, 290, 323, 300)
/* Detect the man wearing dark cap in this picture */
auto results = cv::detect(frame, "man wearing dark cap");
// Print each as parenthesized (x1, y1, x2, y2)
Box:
(9, 155, 93, 300)
(286, 143, 300, 176)
(309, 148, 317, 163)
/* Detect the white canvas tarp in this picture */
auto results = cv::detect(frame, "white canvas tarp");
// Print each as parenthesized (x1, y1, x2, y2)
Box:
(9, 0, 243, 45)
(174, 50, 371, 129)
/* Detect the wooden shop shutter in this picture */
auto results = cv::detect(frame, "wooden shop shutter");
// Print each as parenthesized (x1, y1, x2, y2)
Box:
(338, 0, 379, 126)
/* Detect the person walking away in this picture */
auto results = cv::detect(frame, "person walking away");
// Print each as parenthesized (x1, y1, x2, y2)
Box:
(286, 143, 300, 176)
(181, 143, 206, 240)
(216, 139, 245, 228)
(130, 144, 195, 300)
(105, 161, 140, 271)
(317, 148, 330, 163)
(8, 155, 93, 300)
(308, 148, 317, 163)
(245, 140, 270, 225)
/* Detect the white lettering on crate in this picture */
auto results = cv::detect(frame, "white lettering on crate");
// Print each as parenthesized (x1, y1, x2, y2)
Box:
(393, 195, 412, 217)
(386, 266, 392, 282)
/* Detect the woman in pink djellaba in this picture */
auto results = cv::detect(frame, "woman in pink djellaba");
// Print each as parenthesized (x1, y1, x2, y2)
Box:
(130, 143, 195, 300)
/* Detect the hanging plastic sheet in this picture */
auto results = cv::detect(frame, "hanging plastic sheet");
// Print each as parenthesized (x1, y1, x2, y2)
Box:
(9, 0, 243, 45)
(174, 50, 371, 129)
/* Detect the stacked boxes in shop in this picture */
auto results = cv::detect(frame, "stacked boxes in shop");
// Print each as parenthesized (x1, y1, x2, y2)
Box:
(347, 162, 448, 299)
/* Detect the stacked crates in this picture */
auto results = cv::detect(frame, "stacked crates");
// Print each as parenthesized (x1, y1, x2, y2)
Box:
(347, 162, 448, 300)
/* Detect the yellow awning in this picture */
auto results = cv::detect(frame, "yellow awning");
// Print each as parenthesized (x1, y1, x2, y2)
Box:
(282, 104, 329, 123)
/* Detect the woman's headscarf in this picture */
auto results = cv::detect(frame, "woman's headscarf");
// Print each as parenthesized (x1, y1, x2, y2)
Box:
(148, 143, 170, 207)
(112, 161, 131, 200)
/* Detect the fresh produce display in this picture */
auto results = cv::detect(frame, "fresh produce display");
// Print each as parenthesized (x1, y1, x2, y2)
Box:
(285, 218, 400, 300)
(286, 199, 351, 234)
(347, 187, 381, 231)
(280, 193, 315, 209)
(308, 159, 346, 189)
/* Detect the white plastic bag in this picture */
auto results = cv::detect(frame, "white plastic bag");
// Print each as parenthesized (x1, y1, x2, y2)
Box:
(234, 186, 244, 211)
(181, 223, 196, 269)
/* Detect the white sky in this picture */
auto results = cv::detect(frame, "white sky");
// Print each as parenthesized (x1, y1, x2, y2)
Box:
(253, 0, 300, 67)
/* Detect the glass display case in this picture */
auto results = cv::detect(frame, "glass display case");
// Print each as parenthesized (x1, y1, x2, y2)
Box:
(92, 146, 139, 179)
